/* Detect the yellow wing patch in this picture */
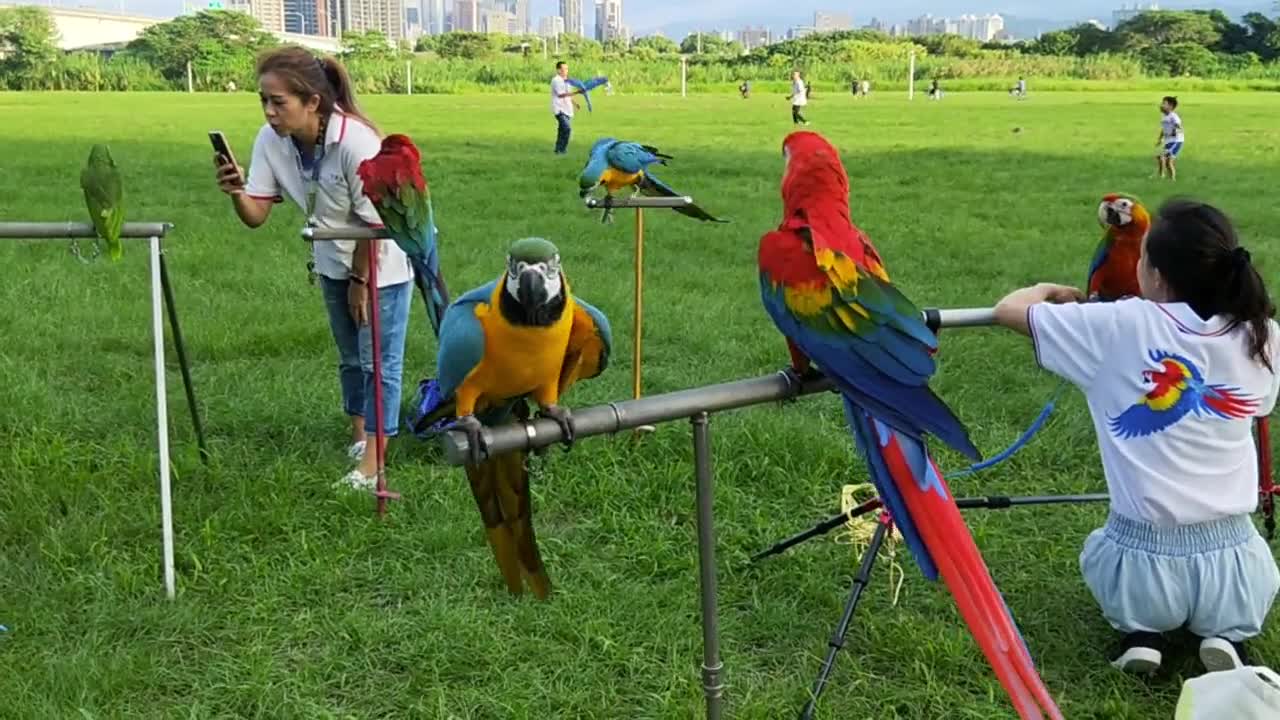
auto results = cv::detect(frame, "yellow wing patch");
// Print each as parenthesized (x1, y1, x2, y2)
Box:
(781, 281, 832, 317)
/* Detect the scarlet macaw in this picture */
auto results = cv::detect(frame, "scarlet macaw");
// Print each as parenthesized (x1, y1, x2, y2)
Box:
(1087, 193, 1151, 301)
(757, 130, 1063, 720)
(356, 134, 451, 336)
(414, 237, 611, 598)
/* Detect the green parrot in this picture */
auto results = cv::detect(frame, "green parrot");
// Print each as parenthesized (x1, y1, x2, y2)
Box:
(80, 144, 124, 262)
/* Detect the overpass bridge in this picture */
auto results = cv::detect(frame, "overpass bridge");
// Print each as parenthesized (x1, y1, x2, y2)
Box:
(0, 4, 340, 53)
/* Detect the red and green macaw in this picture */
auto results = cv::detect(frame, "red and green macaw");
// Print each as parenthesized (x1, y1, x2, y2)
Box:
(1087, 193, 1151, 301)
(757, 130, 1063, 720)
(357, 134, 451, 336)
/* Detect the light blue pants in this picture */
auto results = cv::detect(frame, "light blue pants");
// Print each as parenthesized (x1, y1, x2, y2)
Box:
(319, 276, 412, 437)
(1081, 512, 1280, 642)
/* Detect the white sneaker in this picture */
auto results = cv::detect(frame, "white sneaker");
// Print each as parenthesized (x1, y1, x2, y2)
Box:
(1199, 637, 1248, 673)
(336, 469, 376, 492)
(347, 440, 367, 461)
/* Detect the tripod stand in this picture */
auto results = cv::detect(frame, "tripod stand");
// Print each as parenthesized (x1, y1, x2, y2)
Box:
(751, 492, 1109, 719)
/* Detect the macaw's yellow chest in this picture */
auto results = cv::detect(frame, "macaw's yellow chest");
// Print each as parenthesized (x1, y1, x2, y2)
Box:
(461, 286, 576, 412)
(600, 166, 642, 193)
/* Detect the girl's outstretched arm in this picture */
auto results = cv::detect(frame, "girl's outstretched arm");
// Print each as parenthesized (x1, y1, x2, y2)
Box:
(994, 283, 1086, 336)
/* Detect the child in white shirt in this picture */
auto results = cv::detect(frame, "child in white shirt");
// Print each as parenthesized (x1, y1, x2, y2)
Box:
(1156, 95, 1184, 181)
(788, 70, 809, 125)
(994, 198, 1280, 675)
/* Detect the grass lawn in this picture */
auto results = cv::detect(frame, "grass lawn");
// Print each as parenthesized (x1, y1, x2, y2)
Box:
(1, 89, 1278, 719)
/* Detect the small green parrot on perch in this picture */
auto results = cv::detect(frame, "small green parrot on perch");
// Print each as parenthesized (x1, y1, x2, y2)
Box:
(80, 144, 124, 262)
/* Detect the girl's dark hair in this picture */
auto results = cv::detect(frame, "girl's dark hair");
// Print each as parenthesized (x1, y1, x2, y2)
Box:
(255, 45, 380, 136)
(1145, 198, 1274, 371)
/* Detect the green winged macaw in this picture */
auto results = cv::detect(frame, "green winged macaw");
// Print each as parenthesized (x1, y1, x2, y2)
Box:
(80, 144, 124, 262)
(356, 134, 450, 336)
(757, 130, 1063, 720)
(577, 138, 728, 224)
(414, 237, 611, 599)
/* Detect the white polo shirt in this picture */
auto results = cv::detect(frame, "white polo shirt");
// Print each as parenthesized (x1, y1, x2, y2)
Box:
(551, 75, 574, 117)
(1030, 298, 1280, 526)
(791, 78, 807, 106)
(243, 111, 413, 288)
(1162, 111, 1184, 143)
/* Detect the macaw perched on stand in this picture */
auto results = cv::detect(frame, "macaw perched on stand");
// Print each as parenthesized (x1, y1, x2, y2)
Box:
(578, 138, 728, 224)
(413, 238, 612, 599)
(567, 76, 609, 112)
(1087, 193, 1151, 301)
(356, 134, 451, 336)
(757, 130, 1063, 720)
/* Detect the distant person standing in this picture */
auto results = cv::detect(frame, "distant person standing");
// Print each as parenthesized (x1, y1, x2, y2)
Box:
(550, 60, 583, 155)
(1156, 95, 1184, 181)
(861, 78, 870, 97)
(928, 78, 942, 100)
(788, 70, 809, 125)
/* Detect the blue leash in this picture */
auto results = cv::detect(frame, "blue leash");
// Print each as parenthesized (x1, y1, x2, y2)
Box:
(944, 380, 1070, 480)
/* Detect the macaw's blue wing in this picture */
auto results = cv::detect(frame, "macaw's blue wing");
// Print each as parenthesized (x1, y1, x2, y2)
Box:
(638, 171, 729, 223)
(567, 76, 609, 111)
(758, 266, 978, 460)
(1086, 234, 1111, 294)
(409, 280, 500, 436)
(605, 141, 671, 175)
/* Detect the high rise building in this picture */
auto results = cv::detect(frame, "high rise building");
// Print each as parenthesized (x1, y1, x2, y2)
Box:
(482, 7, 513, 33)
(282, 0, 329, 34)
(337, 0, 405, 41)
(594, 0, 622, 42)
(453, 0, 479, 31)
(539, 15, 564, 37)
(425, 0, 444, 33)
(230, 0, 286, 33)
(559, 0, 582, 36)
(813, 11, 851, 31)
(738, 26, 771, 50)
(510, 0, 529, 34)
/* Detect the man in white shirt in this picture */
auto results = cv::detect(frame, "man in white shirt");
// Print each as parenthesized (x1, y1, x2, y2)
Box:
(788, 70, 809, 125)
(550, 61, 582, 155)
(1156, 95, 1184, 181)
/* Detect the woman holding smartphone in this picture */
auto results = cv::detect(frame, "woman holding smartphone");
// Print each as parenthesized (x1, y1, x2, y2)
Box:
(213, 45, 412, 491)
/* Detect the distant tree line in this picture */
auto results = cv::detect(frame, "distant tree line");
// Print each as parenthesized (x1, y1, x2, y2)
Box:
(1, 6, 1278, 92)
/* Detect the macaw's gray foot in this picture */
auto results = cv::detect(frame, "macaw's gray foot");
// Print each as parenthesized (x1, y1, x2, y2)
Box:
(451, 414, 488, 465)
(537, 404, 577, 451)
(781, 365, 828, 402)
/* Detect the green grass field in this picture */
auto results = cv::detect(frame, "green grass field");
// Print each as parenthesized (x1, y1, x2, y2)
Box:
(1, 90, 1278, 719)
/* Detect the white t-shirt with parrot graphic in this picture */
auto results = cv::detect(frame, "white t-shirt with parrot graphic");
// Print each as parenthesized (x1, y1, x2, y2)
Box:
(1030, 297, 1279, 526)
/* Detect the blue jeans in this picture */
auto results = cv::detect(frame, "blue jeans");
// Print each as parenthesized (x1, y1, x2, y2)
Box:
(554, 112, 572, 154)
(319, 276, 412, 437)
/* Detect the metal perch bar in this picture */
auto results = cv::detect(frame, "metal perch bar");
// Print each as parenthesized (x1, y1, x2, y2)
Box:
(301, 227, 388, 242)
(0, 222, 172, 239)
(439, 307, 999, 464)
(583, 196, 695, 209)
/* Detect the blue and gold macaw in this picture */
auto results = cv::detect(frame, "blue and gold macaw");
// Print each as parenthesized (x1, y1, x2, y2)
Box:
(414, 237, 611, 599)
(567, 76, 609, 112)
(577, 138, 728, 224)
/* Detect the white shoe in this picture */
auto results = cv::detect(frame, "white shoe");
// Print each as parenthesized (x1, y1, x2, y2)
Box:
(347, 440, 367, 461)
(1200, 637, 1247, 673)
(336, 469, 376, 492)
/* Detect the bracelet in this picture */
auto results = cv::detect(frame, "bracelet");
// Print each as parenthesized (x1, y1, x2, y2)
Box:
(350, 274, 367, 285)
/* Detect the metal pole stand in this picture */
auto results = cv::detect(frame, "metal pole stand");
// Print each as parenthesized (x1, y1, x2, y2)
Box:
(692, 412, 724, 720)
(0, 221, 194, 600)
(584, 195, 697, 436)
(303, 226, 403, 516)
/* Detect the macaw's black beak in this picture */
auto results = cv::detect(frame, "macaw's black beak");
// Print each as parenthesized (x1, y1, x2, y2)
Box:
(1105, 206, 1123, 226)
(517, 269, 548, 307)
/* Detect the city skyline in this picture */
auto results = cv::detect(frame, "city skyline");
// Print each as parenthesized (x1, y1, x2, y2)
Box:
(18, 0, 1274, 38)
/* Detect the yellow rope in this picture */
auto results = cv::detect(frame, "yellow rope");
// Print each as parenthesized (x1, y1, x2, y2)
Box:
(834, 484, 905, 606)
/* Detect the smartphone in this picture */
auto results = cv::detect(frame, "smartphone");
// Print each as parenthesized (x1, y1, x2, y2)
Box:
(208, 130, 243, 185)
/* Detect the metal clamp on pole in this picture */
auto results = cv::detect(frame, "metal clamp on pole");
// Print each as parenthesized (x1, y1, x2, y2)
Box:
(0, 222, 173, 239)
